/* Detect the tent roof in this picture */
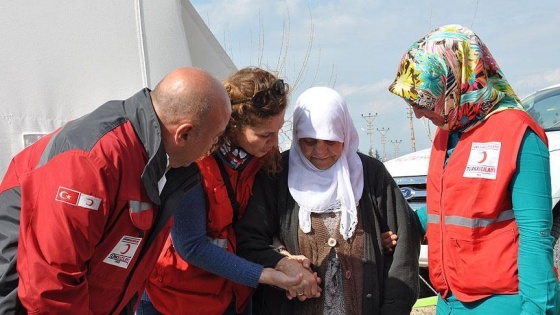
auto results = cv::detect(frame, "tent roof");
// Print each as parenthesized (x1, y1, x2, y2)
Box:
(0, 0, 237, 176)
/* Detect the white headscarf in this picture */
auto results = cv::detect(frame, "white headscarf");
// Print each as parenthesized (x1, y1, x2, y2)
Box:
(288, 87, 364, 240)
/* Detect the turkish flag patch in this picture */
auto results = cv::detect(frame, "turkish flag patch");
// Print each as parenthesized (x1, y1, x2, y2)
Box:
(55, 186, 101, 210)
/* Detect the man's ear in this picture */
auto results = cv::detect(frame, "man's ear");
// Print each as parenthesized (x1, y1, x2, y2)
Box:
(175, 123, 194, 145)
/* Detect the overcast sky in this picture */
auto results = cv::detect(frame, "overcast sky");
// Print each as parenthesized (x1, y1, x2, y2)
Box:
(191, 0, 560, 158)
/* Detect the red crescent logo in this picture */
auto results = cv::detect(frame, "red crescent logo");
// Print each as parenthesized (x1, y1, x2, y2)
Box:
(120, 244, 131, 255)
(477, 151, 487, 163)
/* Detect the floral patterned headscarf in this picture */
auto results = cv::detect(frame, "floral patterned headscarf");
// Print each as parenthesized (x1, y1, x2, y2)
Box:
(388, 24, 523, 132)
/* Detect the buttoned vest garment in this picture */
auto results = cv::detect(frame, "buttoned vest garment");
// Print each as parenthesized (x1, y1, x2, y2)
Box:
(146, 155, 263, 314)
(426, 110, 547, 302)
(298, 210, 365, 315)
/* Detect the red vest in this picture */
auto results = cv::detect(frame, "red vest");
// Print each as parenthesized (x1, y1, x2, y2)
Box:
(146, 155, 263, 314)
(426, 110, 547, 302)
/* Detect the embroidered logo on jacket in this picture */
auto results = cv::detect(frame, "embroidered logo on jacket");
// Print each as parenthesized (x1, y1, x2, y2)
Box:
(55, 186, 101, 210)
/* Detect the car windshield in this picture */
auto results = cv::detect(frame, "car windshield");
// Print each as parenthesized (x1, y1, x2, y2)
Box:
(523, 86, 560, 132)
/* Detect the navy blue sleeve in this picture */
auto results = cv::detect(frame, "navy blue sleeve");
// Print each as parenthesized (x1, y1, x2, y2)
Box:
(170, 183, 263, 288)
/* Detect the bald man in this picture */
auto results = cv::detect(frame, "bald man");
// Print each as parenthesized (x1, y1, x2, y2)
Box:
(0, 67, 231, 314)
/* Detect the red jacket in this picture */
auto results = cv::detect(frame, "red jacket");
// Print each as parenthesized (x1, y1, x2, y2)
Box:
(0, 90, 198, 314)
(426, 109, 547, 302)
(146, 154, 263, 314)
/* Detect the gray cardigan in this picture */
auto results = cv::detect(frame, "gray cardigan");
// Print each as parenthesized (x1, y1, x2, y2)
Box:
(236, 151, 421, 315)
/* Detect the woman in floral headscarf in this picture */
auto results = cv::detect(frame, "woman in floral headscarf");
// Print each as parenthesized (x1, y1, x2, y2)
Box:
(389, 24, 560, 314)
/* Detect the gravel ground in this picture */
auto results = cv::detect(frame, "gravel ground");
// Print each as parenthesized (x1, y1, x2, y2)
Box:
(411, 306, 436, 315)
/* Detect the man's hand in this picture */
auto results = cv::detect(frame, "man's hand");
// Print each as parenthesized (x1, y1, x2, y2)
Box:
(275, 256, 321, 301)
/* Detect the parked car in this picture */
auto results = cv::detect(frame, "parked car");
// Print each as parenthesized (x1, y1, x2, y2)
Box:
(523, 84, 560, 273)
(384, 83, 560, 296)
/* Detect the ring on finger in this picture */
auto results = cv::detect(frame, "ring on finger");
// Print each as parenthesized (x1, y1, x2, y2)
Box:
(297, 293, 304, 296)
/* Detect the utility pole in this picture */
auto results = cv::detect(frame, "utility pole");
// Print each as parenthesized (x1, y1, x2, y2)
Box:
(391, 139, 402, 158)
(279, 120, 293, 152)
(361, 113, 378, 157)
(376, 127, 390, 161)
(407, 106, 417, 152)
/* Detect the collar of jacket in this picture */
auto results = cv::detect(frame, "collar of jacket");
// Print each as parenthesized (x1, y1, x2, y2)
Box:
(127, 88, 167, 205)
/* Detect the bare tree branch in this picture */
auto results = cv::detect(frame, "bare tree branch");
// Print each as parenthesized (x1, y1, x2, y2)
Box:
(258, 10, 264, 66)
(276, 9, 290, 76)
(290, 7, 314, 92)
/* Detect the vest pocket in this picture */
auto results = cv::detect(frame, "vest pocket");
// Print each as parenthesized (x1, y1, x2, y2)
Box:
(128, 200, 156, 231)
(207, 185, 233, 234)
(155, 242, 226, 295)
(445, 226, 518, 295)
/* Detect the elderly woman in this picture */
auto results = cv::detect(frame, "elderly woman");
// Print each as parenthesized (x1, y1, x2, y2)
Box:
(236, 86, 421, 315)
(389, 24, 560, 314)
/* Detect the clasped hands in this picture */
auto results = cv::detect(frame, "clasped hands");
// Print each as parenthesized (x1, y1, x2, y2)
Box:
(261, 255, 321, 301)
(260, 231, 397, 301)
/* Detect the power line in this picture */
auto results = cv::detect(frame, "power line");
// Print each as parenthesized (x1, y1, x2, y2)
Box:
(406, 106, 417, 152)
(391, 139, 402, 158)
(361, 113, 378, 157)
(376, 127, 390, 161)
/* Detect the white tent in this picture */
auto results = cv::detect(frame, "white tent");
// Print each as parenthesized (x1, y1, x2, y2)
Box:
(0, 0, 237, 177)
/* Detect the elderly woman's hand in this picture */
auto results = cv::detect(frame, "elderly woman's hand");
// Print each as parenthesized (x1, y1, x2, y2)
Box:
(275, 256, 322, 301)
(382, 231, 398, 254)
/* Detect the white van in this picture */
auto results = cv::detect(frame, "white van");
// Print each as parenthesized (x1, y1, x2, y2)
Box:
(384, 84, 560, 294)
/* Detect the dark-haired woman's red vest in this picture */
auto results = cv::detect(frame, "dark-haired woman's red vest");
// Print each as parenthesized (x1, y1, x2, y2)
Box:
(146, 155, 263, 314)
